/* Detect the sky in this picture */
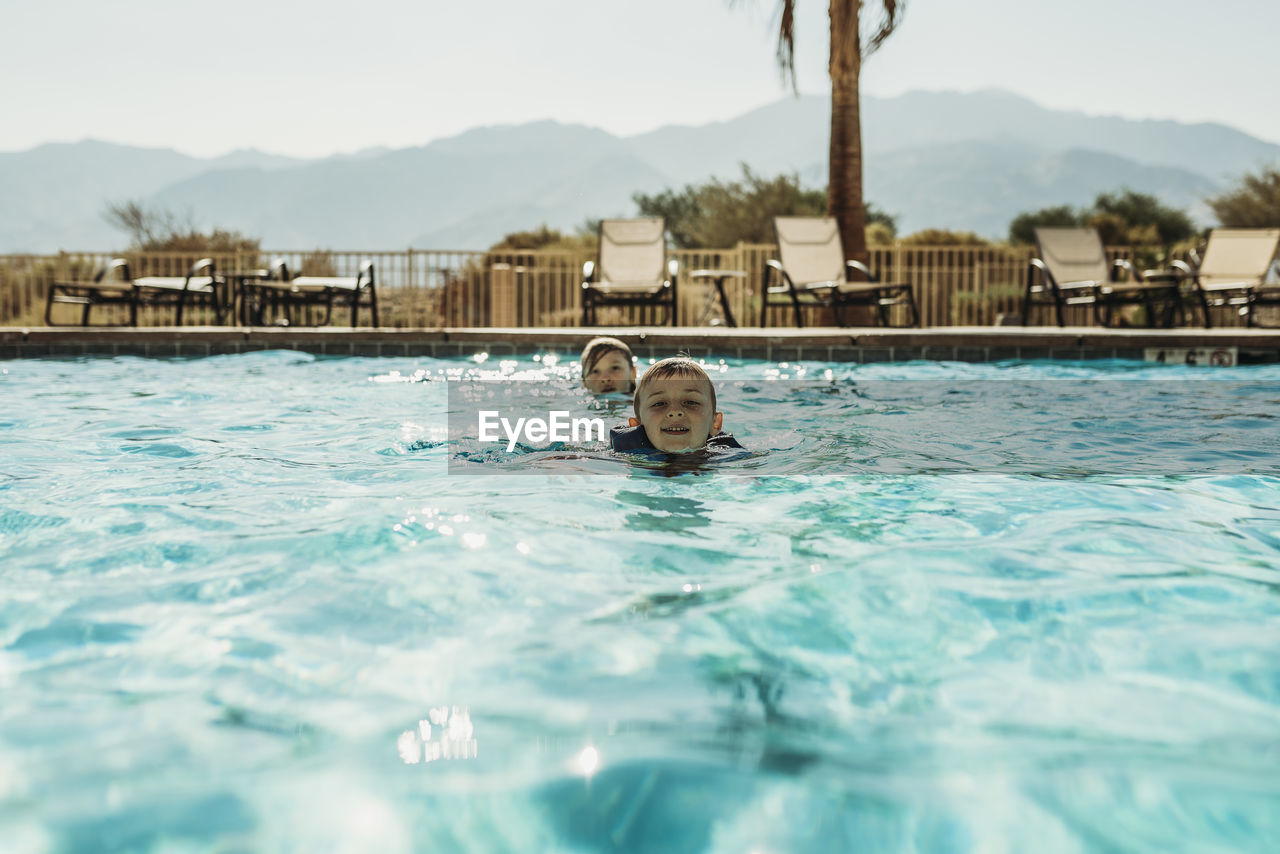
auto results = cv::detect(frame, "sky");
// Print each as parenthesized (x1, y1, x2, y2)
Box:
(3, 0, 1278, 159)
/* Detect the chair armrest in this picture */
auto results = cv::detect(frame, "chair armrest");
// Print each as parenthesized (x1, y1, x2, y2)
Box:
(845, 259, 878, 283)
(95, 258, 131, 283)
(188, 257, 215, 277)
(359, 260, 375, 289)
(582, 260, 595, 283)
(1111, 258, 1133, 282)
(667, 258, 679, 287)
(764, 259, 784, 291)
(270, 257, 291, 281)
(1027, 258, 1054, 290)
(1136, 269, 1182, 284)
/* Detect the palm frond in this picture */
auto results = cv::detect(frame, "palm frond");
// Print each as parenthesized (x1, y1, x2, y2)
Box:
(865, 0, 905, 57)
(775, 0, 797, 93)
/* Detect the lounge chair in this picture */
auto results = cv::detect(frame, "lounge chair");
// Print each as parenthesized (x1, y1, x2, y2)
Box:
(132, 258, 227, 325)
(581, 218, 677, 326)
(1023, 227, 1180, 327)
(1163, 228, 1280, 327)
(46, 257, 227, 326)
(242, 259, 378, 326)
(763, 216, 918, 328)
(46, 258, 136, 326)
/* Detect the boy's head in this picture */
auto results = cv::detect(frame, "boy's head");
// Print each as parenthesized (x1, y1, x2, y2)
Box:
(580, 337, 636, 394)
(629, 357, 723, 452)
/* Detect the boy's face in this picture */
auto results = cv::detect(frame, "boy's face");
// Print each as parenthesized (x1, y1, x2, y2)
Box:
(583, 351, 636, 394)
(629, 376, 723, 452)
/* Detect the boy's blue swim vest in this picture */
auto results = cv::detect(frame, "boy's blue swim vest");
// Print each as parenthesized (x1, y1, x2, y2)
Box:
(609, 424, 745, 453)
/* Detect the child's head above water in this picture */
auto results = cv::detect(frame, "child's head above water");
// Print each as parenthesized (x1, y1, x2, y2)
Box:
(629, 357, 724, 452)
(580, 336, 636, 394)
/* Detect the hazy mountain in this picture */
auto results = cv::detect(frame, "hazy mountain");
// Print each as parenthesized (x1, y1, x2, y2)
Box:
(3, 90, 1277, 252)
(144, 124, 670, 250)
(0, 140, 306, 250)
(630, 89, 1280, 186)
(206, 149, 307, 171)
(0, 140, 202, 250)
(860, 142, 1220, 236)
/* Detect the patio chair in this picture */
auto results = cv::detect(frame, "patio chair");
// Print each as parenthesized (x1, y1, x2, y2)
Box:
(1023, 228, 1180, 327)
(1162, 228, 1280, 328)
(131, 258, 228, 325)
(581, 218, 677, 326)
(243, 259, 378, 326)
(763, 216, 918, 327)
(46, 258, 136, 326)
(46, 257, 228, 326)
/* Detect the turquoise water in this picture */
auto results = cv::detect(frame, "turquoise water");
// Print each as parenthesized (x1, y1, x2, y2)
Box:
(1, 352, 1279, 853)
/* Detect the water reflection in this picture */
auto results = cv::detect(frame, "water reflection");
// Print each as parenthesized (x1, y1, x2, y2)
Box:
(714, 665, 821, 775)
(617, 490, 711, 535)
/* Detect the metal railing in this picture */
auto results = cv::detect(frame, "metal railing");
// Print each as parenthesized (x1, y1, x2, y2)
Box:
(2, 244, 1227, 329)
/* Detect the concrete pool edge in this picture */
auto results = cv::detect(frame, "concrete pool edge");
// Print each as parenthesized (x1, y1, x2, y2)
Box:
(3, 325, 1280, 363)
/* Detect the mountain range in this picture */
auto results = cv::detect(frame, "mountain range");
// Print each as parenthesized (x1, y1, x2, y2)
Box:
(3, 89, 1277, 252)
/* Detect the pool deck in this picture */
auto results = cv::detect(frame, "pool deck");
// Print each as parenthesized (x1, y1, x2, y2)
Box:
(3, 325, 1280, 363)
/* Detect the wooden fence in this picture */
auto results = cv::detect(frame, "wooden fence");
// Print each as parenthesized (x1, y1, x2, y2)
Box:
(0, 244, 1222, 329)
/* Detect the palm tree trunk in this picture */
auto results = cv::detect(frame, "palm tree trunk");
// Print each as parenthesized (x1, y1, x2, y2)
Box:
(828, 0, 868, 265)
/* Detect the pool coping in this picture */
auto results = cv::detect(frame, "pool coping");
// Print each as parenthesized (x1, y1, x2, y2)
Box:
(3, 325, 1279, 363)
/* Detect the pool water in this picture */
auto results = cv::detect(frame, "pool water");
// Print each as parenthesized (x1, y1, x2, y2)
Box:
(1, 352, 1278, 853)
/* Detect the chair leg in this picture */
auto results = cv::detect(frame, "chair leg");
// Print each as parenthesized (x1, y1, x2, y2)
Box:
(1055, 295, 1065, 328)
(81, 298, 92, 327)
(791, 295, 803, 329)
(369, 286, 378, 327)
(904, 287, 920, 328)
(1094, 296, 1110, 328)
(875, 291, 890, 327)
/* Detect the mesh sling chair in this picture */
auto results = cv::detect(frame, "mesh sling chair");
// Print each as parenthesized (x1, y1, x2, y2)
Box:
(242, 259, 378, 326)
(1163, 228, 1280, 328)
(46, 257, 227, 326)
(581, 218, 677, 326)
(1023, 227, 1180, 327)
(763, 216, 918, 327)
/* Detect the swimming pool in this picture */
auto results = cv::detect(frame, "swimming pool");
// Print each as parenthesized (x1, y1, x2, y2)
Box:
(1, 352, 1278, 853)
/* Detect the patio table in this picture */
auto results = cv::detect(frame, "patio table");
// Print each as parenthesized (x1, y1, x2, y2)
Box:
(225, 269, 285, 325)
(687, 268, 746, 327)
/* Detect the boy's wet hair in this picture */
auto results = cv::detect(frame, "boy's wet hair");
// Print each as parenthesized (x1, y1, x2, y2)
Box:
(580, 336, 634, 377)
(633, 357, 716, 415)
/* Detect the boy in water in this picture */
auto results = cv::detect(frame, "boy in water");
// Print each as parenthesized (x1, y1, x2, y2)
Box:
(611, 357, 743, 453)
(579, 336, 636, 395)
